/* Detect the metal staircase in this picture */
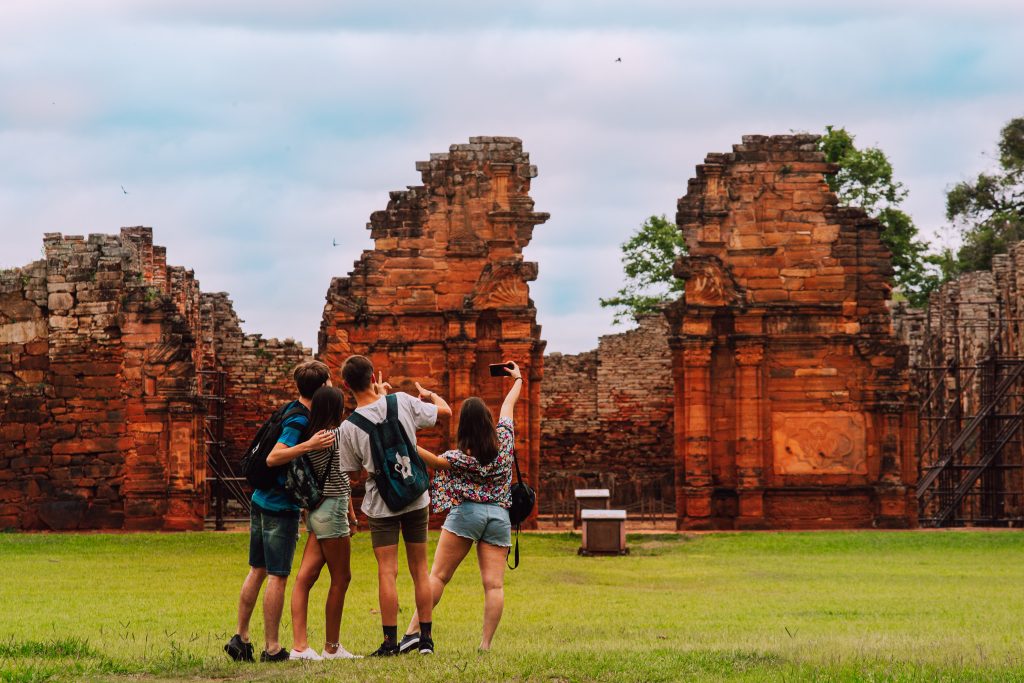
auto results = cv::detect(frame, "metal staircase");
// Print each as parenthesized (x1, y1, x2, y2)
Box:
(915, 313, 1024, 527)
(197, 370, 251, 530)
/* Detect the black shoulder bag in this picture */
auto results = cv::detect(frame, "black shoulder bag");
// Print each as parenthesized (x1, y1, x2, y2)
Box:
(506, 447, 536, 569)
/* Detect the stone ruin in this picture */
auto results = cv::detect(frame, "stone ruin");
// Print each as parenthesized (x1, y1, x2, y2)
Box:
(540, 315, 674, 518)
(0, 228, 309, 530)
(666, 135, 915, 529)
(319, 137, 549, 523)
(537, 135, 917, 530)
(0, 134, 921, 531)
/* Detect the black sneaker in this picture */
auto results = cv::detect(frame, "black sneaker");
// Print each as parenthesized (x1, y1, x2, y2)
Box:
(398, 632, 420, 654)
(224, 634, 254, 662)
(260, 647, 290, 663)
(418, 636, 434, 655)
(369, 641, 400, 657)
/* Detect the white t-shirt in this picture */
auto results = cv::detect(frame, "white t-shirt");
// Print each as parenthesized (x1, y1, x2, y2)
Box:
(337, 392, 438, 518)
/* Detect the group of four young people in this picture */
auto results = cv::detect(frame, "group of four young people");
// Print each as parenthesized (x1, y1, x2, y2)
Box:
(223, 354, 525, 662)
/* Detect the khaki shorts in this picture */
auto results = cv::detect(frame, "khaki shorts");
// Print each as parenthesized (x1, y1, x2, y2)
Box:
(367, 504, 429, 548)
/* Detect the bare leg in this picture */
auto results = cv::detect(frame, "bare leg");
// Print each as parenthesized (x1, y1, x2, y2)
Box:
(406, 530, 472, 634)
(372, 544, 400, 628)
(263, 575, 289, 653)
(236, 567, 267, 641)
(319, 536, 352, 653)
(477, 542, 507, 650)
(290, 535, 325, 652)
(406, 541, 433, 627)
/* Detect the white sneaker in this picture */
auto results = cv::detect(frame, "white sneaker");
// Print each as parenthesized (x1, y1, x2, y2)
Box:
(322, 644, 362, 659)
(289, 647, 323, 661)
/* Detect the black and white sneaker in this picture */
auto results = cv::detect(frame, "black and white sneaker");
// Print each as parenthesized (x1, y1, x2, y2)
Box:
(418, 636, 434, 655)
(398, 632, 420, 654)
(368, 641, 400, 657)
(224, 634, 254, 662)
(260, 647, 290, 663)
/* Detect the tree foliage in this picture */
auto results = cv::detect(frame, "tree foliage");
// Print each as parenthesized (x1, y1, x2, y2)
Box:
(818, 126, 938, 307)
(946, 117, 1024, 272)
(599, 214, 686, 324)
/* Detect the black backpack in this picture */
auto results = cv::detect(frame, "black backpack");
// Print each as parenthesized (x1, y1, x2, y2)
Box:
(506, 447, 536, 569)
(241, 402, 309, 490)
(346, 393, 429, 512)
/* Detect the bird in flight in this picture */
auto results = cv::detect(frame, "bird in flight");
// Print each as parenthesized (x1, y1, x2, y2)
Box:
(121, 185, 128, 195)
(332, 239, 338, 247)
(615, 57, 622, 62)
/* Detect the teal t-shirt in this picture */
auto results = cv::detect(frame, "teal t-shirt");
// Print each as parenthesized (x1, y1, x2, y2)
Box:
(251, 403, 306, 513)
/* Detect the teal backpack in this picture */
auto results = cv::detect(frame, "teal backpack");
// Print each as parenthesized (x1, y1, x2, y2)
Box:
(346, 394, 429, 511)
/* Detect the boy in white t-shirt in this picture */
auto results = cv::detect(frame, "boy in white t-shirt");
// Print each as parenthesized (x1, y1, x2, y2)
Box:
(336, 355, 451, 656)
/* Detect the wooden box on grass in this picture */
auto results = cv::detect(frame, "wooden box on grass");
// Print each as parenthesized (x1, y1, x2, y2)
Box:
(579, 509, 628, 556)
(573, 488, 610, 529)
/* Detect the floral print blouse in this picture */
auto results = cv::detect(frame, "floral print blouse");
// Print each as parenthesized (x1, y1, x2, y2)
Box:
(430, 417, 515, 512)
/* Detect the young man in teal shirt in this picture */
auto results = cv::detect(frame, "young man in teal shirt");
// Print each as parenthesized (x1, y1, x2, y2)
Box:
(225, 360, 335, 663)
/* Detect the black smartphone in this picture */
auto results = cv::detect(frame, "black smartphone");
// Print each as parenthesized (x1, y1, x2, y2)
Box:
(488, 362, 513, 377)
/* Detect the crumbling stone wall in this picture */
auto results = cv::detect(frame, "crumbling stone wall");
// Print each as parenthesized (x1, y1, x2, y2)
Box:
(0, 228, 308, 531)
(319, 137, 549, 523)
(201, 293, 311, 463)
(668, 135, 916, 530)
(540, 315, 674, 513)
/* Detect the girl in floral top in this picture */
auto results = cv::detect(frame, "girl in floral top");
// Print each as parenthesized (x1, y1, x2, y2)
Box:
(400, 360, 523, 653)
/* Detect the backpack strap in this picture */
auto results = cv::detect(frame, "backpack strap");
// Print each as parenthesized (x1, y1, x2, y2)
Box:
(385, 393, 398, 421)
(346, 408, 390, 487)
(346, 411, 377, 434)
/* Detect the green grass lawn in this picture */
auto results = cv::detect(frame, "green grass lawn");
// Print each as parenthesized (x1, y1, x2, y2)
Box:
(1, 529, 1023, 682)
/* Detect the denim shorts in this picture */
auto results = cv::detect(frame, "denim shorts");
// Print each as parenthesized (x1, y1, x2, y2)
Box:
(442, 501, 511, 548)
(248, 504, 300, 577)
(306, 495, 351, 540)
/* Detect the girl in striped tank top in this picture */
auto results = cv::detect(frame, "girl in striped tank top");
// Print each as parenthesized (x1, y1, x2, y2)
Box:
(288, 386, 360, 661)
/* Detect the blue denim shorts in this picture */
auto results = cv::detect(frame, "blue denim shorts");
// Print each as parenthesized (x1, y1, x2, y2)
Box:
(442, 501, 511, 548)
(248, 504, 300, 577)
(306, 495, 351, 540)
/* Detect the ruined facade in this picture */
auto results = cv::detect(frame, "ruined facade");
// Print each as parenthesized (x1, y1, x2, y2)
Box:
(540, 315, 674, 515)
(0, 228, 308, 531)
(667, 135, 916, 529)
(319, 137, 549, 517)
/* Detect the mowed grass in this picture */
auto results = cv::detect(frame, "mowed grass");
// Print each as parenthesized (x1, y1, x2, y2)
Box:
(1, 530, 1023, 682)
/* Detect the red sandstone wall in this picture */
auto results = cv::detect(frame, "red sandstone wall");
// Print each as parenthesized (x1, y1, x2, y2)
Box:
(540, 316, 674, 514)
(668, 135, 916, 530)
(0, 228, 309, 531)
(319, 137, 549, 525)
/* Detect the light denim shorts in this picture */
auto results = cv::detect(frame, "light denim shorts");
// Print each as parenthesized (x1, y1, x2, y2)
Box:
(442, 501, 511, 548)
(306, 495, 351, 540)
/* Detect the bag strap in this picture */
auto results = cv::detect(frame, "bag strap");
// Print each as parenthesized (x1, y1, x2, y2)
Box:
(507, 443, 524, 570)
(385, 393, 398, 421)
(345, 409, 389, 485)
(346, 411, 376, 434)
(507, 526, 521, 569)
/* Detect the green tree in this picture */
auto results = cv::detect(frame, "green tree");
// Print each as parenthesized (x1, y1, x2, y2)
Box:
(818, 126, 938, 307)
(599, 214, 686, 324)
(946, 117, 1024, 272)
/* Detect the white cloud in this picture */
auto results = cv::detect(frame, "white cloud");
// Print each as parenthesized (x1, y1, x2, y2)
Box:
(1, 2, 1023, 355)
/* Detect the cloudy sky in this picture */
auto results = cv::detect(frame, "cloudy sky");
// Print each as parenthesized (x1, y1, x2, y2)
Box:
(2, 1, 1023, 353)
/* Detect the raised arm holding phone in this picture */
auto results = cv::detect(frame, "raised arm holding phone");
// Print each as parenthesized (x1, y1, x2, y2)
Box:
(401, 360, 523, 653)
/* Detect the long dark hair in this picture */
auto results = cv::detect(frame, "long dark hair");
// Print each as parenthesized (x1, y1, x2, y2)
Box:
(303, 385, 345, 439)
(457, 397, 499, 466)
